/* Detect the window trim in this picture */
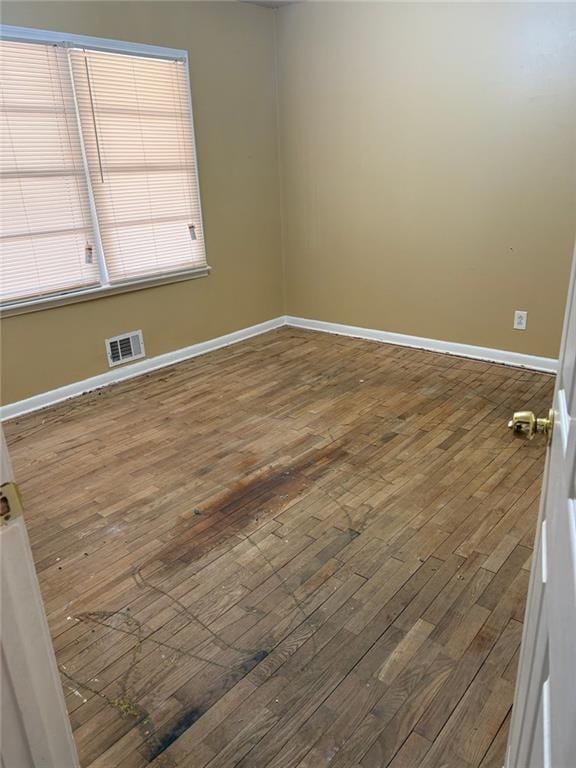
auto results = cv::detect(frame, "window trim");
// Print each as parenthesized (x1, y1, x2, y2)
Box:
(0, 25, 188, 62)
(0, 25, 209, 315)
(0, 266, 211, 317)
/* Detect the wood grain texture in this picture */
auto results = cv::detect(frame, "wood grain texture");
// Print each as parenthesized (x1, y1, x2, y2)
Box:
(4, 328, 554, 768)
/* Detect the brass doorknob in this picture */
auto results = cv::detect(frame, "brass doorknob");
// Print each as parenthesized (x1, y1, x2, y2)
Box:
(508, 409, 554, 441)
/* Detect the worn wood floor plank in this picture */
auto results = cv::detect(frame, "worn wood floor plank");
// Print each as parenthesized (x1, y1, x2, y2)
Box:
(4, 328, 553, 768)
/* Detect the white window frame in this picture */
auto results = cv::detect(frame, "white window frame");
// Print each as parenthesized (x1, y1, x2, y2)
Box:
(0, 25, 210, 317)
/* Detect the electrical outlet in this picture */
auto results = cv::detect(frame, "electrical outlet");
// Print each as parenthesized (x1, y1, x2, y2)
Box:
(513, 310, 528, 330)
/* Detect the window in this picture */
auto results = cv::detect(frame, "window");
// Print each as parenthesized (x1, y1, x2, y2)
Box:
(1, 41, 97, 303)
(0, 27, 208, 311)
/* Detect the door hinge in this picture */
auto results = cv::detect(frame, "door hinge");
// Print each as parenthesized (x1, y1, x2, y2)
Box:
(1, 482, 23, 525)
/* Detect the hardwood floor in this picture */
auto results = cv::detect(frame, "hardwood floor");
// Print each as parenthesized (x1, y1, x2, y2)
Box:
(4, 327, 554, 768)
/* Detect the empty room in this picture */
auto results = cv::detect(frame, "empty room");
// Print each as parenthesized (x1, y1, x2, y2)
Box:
(1, 1, 575, 767)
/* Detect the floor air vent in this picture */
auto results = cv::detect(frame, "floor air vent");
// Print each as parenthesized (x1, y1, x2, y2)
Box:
(105, 330, 145, 367)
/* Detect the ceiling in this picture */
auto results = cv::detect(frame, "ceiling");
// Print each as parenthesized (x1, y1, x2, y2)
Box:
(239, 1, 300, 8)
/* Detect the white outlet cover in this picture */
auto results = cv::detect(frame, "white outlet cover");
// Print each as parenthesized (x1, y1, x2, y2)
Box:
(513, 310, 528, 330)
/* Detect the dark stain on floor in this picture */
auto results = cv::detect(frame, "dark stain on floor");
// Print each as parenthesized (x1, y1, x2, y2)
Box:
(148, 706, 206, 761)
(148, 650, 270, 762)
(150, 442, 349, 568)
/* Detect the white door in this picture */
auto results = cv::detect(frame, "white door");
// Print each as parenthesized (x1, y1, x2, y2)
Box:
(0, 428, 79, 768)
(506, 247, 576, 768)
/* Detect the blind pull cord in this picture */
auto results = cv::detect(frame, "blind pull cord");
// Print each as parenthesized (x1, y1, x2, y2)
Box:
(84, 54, 105, 183)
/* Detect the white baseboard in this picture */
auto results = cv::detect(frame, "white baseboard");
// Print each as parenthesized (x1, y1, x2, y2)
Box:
(2, 313, 557, 421)
(285, 316, 558, 374)
(0, 317, 285, 421)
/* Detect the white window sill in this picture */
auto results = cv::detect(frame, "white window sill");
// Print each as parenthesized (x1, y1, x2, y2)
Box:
(0, 266, 211, 317)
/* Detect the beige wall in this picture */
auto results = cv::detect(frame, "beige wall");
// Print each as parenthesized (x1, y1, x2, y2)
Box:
(277, 2, 576, 358)
(0, 1, 283, 404)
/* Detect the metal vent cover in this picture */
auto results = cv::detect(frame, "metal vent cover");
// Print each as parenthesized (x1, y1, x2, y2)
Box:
(105, 330, 145, 367)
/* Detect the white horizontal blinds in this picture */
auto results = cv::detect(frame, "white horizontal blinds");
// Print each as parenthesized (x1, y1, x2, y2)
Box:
(0, 41, 98, 302)
(69, 49, 206, 283)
